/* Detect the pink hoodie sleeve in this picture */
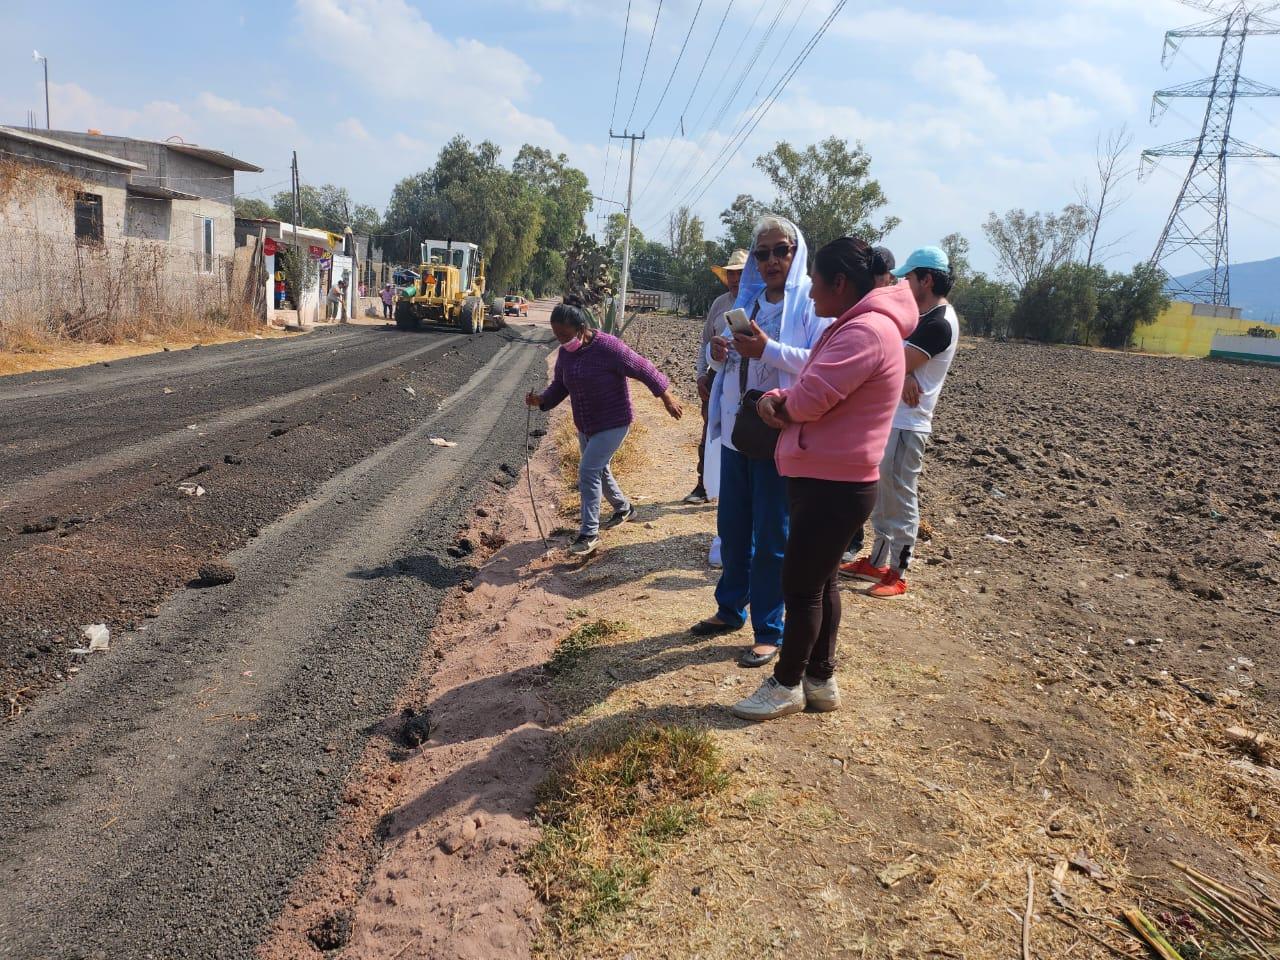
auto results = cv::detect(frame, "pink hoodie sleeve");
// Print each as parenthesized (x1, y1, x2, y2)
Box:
(771, 322, 884, 424)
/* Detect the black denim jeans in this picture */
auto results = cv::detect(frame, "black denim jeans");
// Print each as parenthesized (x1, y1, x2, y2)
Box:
(774, 476, 878, 688)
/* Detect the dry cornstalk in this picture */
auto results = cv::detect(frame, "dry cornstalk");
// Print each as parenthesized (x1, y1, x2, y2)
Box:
(1173, 859, 1280, 916)
(1124, 908, 1184, 960)
(1023, 863, 1035, 960)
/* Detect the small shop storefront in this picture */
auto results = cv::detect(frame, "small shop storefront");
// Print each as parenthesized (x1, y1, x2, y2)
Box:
(238, 220, 360, 326)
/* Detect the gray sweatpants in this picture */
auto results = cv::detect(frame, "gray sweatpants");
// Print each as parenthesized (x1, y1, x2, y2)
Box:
(867, 428, 928, 573)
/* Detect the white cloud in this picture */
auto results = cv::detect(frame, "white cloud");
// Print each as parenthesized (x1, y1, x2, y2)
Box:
(44, 81, 192, 138)
(1054, 58, 1140, 113)
(919, 50, 1095, 134)
(830, 1, 1187, 50)
(197, 93, 296, 129)
(293, 0, 575, 160)
(335, 116, 371, 140)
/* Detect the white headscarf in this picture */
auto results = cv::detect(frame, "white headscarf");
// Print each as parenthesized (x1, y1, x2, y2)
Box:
(732, 216, 812, 339)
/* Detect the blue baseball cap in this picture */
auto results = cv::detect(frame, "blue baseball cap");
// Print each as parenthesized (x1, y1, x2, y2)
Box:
(892, 246, 950, 278)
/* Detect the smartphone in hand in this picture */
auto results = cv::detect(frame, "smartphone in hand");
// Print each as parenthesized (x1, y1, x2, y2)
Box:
(725, 307, 751, 335)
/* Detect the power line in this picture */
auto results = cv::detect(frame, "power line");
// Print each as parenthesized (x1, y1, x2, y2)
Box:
(640, 0, 801, 220)
(1149, 158, 1280, 231)
(598, 0, 634, 222)
(639, 0, 706, 134)
(705, 0, 789, 137)
(610, 0, 666, 200)
(646, 0, 848, 231)
(684, 1, 771, 142)
(632, 0, 737, 208)
(622, 0, 666, 132)
(750, 0, 814, 102)
(638, 0, 787, 222)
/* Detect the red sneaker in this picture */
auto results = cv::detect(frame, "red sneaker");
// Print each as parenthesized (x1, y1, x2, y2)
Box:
(867, 569, 908, 599)
(839, 557, 889, 583)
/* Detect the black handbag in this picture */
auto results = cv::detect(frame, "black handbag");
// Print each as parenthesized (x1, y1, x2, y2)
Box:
(729, 302, 780, 460)
(732, 386, 780, 460)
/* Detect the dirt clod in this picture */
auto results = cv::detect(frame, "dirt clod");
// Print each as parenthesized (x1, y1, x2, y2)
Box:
(195, 561, 236, 587)
(397, 707, 432, 748)
(306, 910, 352, 952)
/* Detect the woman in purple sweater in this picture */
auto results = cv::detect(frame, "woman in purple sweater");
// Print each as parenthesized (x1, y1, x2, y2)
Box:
(526, 297, 684, 556)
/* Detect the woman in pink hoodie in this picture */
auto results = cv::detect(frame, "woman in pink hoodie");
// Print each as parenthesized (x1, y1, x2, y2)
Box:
(729, 237, 919, 722)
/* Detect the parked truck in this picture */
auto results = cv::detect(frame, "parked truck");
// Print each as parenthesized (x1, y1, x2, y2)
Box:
(394, 239, 489, 334)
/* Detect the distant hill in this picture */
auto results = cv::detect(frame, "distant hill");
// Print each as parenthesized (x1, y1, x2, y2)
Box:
(1172, 256, 1280, 322)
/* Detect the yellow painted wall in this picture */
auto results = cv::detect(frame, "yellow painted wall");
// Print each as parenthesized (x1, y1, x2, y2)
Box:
(1135, 302, 1268, 357)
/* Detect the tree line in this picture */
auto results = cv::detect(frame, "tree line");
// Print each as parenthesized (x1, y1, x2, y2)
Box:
(604, 136, 899, 318)
(234, 126, 1170, 348)
(952, 126, 1169, 348)
(234, 136, 591, 296)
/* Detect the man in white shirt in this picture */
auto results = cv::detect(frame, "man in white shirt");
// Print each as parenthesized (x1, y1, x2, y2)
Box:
(840, 246, 959, 598)
(688, 249, 747, 504)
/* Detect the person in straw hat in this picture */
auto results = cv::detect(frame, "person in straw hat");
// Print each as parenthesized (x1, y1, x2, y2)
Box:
(687, 247, 748, 507)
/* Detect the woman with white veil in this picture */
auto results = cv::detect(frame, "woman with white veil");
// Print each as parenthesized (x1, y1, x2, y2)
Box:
(690, 215, 831, 667)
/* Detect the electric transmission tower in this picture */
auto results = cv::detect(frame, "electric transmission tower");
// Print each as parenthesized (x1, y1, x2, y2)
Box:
(1144, 0, 1280, 306)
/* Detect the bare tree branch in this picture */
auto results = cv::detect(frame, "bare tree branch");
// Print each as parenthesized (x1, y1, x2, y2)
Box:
(1077, 124, 1135, 269)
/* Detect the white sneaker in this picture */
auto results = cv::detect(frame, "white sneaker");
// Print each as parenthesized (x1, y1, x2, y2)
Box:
(730, 677, 805, 722)
(708, 536, 723, 568)
(802, 675, 841, 712)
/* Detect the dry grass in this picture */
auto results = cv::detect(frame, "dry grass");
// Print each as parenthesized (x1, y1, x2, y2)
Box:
(522, 724, 728, 950)
(2, 161, 259, 350)
(545, 619, 626, 679)
(552, 417, 649, 513)
(527, 387, 1280, 959)
(0, 325, 293, 377)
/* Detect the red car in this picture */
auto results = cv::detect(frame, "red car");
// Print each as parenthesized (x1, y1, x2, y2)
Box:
(503, 295, 528, 317)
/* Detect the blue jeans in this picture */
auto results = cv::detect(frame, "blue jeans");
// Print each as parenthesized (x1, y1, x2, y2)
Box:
(714, 445, 788, 645)
(578, 426, 630, 537)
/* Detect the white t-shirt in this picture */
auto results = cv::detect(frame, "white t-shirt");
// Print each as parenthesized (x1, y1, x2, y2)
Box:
(892, 302, 959, 434)
(717, 294, 784, 452)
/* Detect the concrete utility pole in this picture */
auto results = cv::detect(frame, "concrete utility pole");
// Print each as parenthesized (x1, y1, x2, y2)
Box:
(609, 130, 644, 321)
(32, 51, 49, 129)
(291, 151, 307, 322)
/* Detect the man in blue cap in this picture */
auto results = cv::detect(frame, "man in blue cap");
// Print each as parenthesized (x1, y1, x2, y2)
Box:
(840, 245, 959, 598)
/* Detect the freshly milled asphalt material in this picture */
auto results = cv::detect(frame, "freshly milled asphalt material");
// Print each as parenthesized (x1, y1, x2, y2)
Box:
(0, 324, 551, 959)
(0, 325, 537, 705)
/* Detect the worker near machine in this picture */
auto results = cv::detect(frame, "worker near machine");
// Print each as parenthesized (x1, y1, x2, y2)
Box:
(381, 283, 394, 319)
(525, 296, 684, 558)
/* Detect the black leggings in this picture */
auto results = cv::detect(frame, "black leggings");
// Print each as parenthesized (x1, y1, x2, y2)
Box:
(774, 476, 878, 687)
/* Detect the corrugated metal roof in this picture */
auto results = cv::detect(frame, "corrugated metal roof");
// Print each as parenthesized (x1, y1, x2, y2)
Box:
(0, 125, 146, 171)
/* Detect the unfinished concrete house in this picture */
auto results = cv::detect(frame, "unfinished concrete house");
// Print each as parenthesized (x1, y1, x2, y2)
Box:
(0, 125, 262, 338)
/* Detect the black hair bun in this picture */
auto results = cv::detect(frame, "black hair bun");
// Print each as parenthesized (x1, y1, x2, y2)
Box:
(563, 294, 585, 309)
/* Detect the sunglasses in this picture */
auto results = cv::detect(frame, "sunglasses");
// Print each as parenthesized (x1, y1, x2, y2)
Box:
(753, 243, 795, 263)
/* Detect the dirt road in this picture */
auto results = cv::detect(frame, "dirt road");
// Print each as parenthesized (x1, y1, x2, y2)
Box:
(0, 317, 552, 959)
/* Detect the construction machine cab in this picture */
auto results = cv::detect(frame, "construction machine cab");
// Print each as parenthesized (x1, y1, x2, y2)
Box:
(392, 238, 489, 334)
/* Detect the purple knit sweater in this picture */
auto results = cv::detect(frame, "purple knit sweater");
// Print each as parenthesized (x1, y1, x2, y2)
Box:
(538, 332, 670, 436)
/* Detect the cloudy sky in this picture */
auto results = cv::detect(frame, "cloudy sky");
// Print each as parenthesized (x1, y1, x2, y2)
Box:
(3, 0, 1277, 277)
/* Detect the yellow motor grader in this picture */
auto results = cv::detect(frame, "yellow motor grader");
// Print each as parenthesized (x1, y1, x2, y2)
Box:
(394, 239, 490, 334)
